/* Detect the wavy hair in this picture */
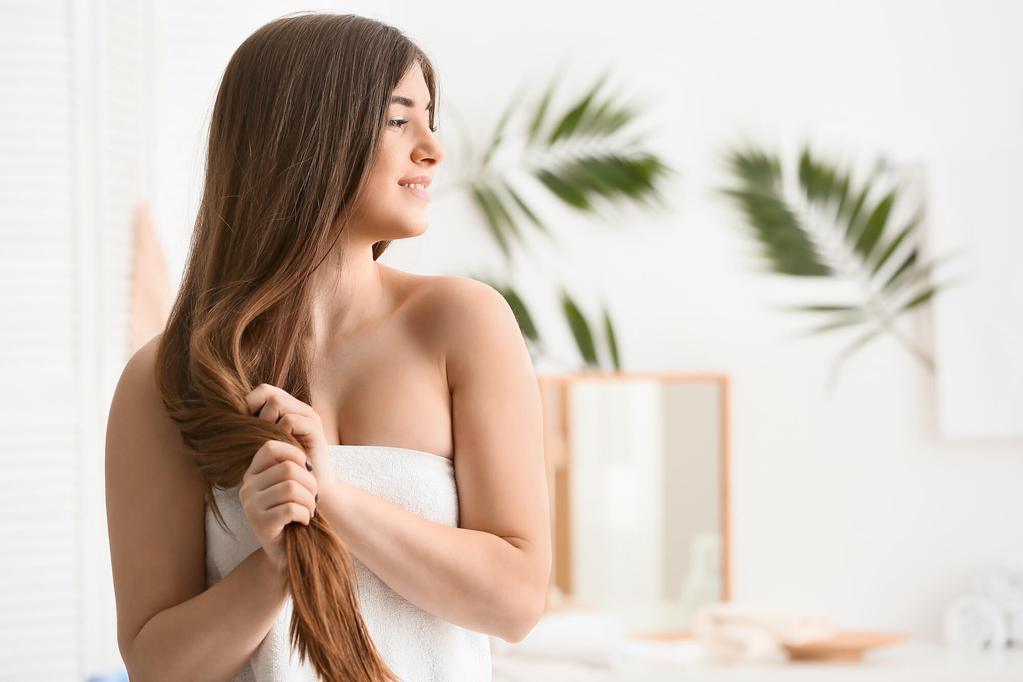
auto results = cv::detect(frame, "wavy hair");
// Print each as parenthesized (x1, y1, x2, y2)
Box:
(155, 12, 438, 681)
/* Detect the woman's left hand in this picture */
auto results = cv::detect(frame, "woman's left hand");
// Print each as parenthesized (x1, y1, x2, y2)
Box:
(244, 383, 338, 500)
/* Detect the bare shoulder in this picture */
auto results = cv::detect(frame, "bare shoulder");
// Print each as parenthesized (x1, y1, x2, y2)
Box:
(400, 272, 503, 325)
(418, 274, 510, 317)
(411, 271, 531, 388)
(106, 332, 208, 659)
(107, 333, 194, 464)
(408, 275, 524, 379)
(107, 334, 176, 456)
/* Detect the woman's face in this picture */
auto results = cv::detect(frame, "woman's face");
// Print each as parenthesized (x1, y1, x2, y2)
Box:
(351, 61, 445, 243)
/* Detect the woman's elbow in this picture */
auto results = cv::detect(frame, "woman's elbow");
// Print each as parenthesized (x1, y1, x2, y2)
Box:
(502, 583, 547, 644)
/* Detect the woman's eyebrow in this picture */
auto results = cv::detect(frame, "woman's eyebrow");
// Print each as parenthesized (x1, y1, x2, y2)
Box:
(390, 95, 432, 110)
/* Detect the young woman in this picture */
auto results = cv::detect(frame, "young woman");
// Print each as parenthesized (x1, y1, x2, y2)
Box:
(105, 12, 551, 681)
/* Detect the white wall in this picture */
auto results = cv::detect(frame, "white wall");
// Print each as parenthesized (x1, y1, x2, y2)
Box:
(146, 0, 1023, 643)
(8, 1, 1014, 674)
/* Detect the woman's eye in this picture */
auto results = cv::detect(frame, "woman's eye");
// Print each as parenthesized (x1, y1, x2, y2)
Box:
(387, 119, 439, 134)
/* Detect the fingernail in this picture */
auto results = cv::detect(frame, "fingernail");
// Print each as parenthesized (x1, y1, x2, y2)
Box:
(305, 460, 313, 471)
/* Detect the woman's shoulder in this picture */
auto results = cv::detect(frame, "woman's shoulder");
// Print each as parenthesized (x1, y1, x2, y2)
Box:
(401, 272, 524, 370)
(405, 273, 512, 333)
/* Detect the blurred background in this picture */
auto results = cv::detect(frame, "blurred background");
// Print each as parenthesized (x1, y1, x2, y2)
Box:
(2, 0, 1022, 679)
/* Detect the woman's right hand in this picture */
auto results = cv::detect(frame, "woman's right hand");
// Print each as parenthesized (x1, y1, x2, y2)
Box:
(239, 439, 319, 572)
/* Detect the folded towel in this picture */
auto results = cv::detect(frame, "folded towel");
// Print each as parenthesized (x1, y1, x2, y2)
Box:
(944, 594, 1008, 650)
(693, 619, 783, 664)
(1009, 609, 1023, 647)
(690, 602, 837, 664)
(976, 565, 1023, 614)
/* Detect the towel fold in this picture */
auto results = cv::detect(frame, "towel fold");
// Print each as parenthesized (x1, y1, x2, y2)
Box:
(1008, 609, 1023, 647)
(980, 564, 1023, 649)
(690, 601, 837, 664)
(943, 594, 1008, 650)
(976, 565, 1023, 614)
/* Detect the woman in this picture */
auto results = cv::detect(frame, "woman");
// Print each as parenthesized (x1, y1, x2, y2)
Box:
(105, 12, 551, 681)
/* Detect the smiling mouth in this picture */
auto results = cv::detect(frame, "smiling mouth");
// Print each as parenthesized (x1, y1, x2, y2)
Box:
(399, 184, 430, 201)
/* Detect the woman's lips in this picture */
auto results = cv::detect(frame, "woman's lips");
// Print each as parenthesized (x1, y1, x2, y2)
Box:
(400, 184, 430, 201)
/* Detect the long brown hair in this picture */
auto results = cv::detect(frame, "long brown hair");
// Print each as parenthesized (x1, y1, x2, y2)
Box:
(155, 12, 438, 680)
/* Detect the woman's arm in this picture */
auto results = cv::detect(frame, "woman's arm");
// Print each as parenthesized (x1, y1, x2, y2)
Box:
(107, 338, 289, 679)
(319, 482, 542, 642)
(127, 549, 289, 680)
(318, 277, 552, 643)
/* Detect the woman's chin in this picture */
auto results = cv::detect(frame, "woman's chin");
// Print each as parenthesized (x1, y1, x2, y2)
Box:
(384, 221, 428, 240)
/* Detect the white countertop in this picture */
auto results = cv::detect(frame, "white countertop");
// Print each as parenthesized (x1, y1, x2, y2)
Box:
(492, 640, 1023, 681)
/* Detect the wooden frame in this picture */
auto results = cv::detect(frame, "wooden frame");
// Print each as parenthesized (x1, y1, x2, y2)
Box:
(537, 371, 732, 622)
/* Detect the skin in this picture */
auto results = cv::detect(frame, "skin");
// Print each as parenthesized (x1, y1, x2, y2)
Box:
(244, 60, 553, 642)
(107, 61, 550, 679)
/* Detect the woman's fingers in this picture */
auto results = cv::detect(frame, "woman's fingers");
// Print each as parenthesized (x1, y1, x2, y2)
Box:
(241, 441, 317, 505)
(259, 479, 317, 518)
(246, 439, 308, 478)
(245, 383, 318, 422)
(277, 412, 323, 447)
(254, 459, 317, 497)
(261, 501, 312, 528)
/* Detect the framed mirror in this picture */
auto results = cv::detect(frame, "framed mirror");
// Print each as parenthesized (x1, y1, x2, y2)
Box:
(538, 371, 732, 637)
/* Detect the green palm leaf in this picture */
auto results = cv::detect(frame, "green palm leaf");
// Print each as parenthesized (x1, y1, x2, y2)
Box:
(602, 303, 621, 370)
(455, 63, 671, 257)
(720, 148, 832, 276)
(536, 152, 669, 211)
(527, 64, 567, 146)
(481, 93, 518, 168)
(560, 289, 598, 367)
(869, 209, 922, 277)
(482, 278, 624, 371)
(545, 67, 614, 145)
(774, 303, 860, 313)
(722, 142, 965, 378)
(498, 285, 540, 342)
(470, 184, 513, 258)
(503, 180, 554, 242)
(470, 276, 540, 344)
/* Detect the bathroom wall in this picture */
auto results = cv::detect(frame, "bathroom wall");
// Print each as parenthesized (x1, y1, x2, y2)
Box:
(146, 0, 1023, 643)
(4, 0, 1020, 677)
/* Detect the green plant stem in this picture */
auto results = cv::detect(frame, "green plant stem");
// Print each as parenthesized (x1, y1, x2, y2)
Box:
(865, 296, 936, 372)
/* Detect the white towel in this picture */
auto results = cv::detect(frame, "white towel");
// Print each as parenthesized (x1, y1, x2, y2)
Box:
(205, 445, 492, 681)
(1008, 609, 1023, 647)
(690, 601, 837, 664)
(976, 565, 1023, 614)
(943, 594, 1008, 650)
(977, 564, 1023, 649)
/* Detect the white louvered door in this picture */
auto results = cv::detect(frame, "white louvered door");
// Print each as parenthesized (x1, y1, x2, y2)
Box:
(1, 1, 149, 678)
